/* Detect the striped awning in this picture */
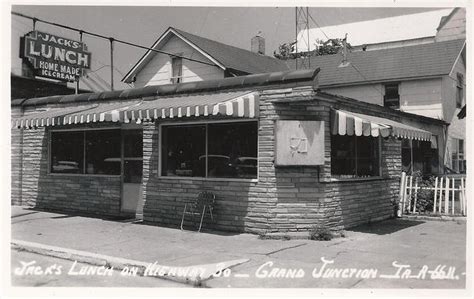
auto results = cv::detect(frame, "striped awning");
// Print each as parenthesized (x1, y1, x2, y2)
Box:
(12, 102, 141, 129)
(12, 91, 259, 129)
(331, 109, 432, 141)
(122, 91, 258, 123)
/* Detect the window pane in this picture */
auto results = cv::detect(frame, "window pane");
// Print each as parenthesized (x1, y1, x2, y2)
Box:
(357, 136, 379, 176)
(331, 135, 380, 177)
(161, 125, 206, 177)
(124, 130, 143, 158)
(331, 135, 356, 177)
(207, 122, 258, 179)
(384, 84, 400, 109)
(85, 130, 121, 175)
(124, 160, 143, 183)
(50, 131, 84, 174)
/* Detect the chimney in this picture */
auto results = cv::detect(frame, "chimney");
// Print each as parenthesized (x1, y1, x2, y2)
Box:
(251, 32, 265, 55)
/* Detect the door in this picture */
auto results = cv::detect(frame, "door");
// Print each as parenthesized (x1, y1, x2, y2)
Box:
(121, 129, 143, 218)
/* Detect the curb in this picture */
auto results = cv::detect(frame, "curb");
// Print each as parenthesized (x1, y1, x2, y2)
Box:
(401, 215, 467, 222)
(11, 239, 249, 287)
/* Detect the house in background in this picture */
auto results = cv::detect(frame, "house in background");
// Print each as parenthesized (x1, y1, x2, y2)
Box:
(290, 8, 466, 175)
(297, 8, 465, 52)
(122, 27, 289, 87)
(287, 39, 466, 175)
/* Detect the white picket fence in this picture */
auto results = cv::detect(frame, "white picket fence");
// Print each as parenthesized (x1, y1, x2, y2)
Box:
(399, 172, 467, 216)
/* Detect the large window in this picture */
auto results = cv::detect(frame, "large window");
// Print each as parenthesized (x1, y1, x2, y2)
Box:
(331, 135, 380, 178)
(384, 83, 400, 109)
(161, 122, 258, 179)
(402, 139, 439, 175)
(50, 129, 121, 175)
(50, 131, 84, 174)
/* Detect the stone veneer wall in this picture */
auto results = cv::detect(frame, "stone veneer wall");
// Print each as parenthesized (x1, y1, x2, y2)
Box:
(12, 121, 122, 217)
(141, 87, 403, 233)
(11, 86, 406, 231)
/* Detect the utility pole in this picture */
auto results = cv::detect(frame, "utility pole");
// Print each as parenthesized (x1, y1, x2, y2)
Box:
(295, 7, 311, 70)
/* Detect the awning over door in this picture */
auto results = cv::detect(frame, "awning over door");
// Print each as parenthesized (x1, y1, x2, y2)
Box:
(12, 91, 259, 129)
(122, 91, 258, 123)
(331, 109, 432, 141)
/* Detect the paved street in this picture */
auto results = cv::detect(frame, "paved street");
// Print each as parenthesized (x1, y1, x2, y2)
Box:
(11, 250, 188, 287)
(11, 206, 467, 288)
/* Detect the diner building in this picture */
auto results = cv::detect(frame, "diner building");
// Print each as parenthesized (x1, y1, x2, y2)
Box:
(11, 69, 446, 233)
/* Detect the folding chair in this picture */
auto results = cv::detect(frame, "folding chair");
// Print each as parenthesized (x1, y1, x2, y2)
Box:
(180, 191, 215, 232)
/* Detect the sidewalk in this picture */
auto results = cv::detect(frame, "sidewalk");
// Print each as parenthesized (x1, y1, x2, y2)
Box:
(11, 206, 467, 288)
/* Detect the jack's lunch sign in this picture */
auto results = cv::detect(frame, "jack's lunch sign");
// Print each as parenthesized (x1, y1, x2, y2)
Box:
(21, 31, 91, 82)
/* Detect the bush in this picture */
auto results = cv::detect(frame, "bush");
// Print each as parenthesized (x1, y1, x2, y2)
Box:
(407, 171, 436, 213)
(309, 225, 333, 241)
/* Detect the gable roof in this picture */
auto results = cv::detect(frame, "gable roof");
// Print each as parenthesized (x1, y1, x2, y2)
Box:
(287, 39, 465, 87)
(122, 27, 289, 83)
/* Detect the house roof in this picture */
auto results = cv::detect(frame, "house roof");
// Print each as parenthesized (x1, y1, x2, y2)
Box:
(296, 9, 453, 50)
(122, 27, 289, 83)
(286, 39, 465, 87)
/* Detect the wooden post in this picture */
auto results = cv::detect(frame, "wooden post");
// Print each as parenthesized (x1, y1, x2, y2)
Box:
(460, 178, 464, 216)
(444, 177, 449, 215)
(452, 178, 455, 215)
(433, 177, 438, 213)
(439, 177, 444, 214)
(398, 172, 406, 217)
(413, 177, 418, 213)
(461, 178, 466, 216)
(407, 176, 413, 213)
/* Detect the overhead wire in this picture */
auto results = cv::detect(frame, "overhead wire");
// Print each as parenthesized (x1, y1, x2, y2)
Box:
(11, 11, 219, 68)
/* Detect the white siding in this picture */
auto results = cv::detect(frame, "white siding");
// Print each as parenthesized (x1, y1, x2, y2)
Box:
(399, 78, 443, 119)
(134, 35, 224, 88)
(436, 8, 466, 42)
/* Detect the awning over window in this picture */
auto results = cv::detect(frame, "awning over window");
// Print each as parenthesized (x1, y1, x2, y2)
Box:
(12, 102, 141, 129)
(122, 91, 258, 123)
(331, 109, 432, 141)
(12, 91, 259, 129)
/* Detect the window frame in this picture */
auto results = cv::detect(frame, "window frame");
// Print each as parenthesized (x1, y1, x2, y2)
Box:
(170, 55, 183, 84)
(48, 127, 122, 177)
(383, 83, 400, 109)
(330, 134, 383, 179)
(158, 119, 259, 182)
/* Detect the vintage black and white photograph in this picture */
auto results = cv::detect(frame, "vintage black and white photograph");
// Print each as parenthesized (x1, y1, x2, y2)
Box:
(2, 0, 471, 296)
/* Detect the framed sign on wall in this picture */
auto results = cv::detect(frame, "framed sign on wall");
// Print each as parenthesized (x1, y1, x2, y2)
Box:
(275, 120, 325, 166)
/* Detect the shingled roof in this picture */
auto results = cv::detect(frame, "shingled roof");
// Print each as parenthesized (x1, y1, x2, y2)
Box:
(287, 39, 465, 87)
(122, 27, 289, 83)
(172, 28, 290, 74)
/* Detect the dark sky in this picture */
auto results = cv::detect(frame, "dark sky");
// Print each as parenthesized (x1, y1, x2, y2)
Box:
(11, 5, 447, 90)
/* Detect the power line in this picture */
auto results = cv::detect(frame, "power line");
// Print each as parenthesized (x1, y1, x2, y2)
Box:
(11, 11, 218, 68)
(307, 11, 330, 41)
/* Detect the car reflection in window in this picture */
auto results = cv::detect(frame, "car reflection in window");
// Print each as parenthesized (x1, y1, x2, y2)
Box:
(51, 161, 81, 173)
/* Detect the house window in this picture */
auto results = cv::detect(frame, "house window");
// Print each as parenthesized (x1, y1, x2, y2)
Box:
(161, 122, 258, 179)
(331, 135, 380, 178)
(384, 84, 400, 109)
(170, 56, 183, 84)
(50, 129, 121, 175)
(451, 138, 466, 173)
(456, 73, 464, 108)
